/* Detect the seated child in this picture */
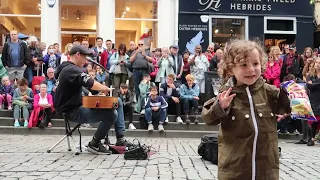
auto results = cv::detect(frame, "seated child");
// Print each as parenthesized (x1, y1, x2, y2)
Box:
(180, 74, 200, 124)
(159, 74, 183, 123)
(145, 85, 168, 132)
(134, 74, 155, 114)
(117, 83, 135, 130)
(0, 76, 14, 110)
(13, 78, 34, 127)
(202, 40, 290, 179)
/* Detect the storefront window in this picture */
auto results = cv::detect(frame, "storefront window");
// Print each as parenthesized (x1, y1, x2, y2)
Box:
(0, 0, 41, 15)
(115, 20, 157, 49)
(115, 0, 158, 48)
(61, 5, 97, 30)
(211, 18, 246, 47)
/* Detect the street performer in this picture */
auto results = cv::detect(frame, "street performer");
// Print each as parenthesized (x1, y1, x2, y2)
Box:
(55, 45, 116, 155)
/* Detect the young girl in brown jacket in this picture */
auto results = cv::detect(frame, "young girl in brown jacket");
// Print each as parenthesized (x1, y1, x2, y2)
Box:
(202, 40, 290, 180)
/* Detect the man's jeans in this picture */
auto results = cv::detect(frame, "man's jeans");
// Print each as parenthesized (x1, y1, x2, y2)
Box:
(68, 107, 117, 141)
(115, 97, 125, 138)
(133, 69, 148, 100)
(24, 66, 34, 87)
(182, 98, 199, 114)
(145, 107, 167, 124)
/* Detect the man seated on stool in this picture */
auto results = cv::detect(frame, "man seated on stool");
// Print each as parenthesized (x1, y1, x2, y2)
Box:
(55, 45, 117, 155)
(159, 74, 183, 124)
(145, 85, 168, 132)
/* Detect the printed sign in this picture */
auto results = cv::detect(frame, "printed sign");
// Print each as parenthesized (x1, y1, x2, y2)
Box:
(178, 14, 209, 54)
(47, 0, 56, 8)
(180, 0, 313, 17)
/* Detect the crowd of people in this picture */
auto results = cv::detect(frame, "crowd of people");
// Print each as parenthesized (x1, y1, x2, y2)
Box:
(1, 30, 320, 148)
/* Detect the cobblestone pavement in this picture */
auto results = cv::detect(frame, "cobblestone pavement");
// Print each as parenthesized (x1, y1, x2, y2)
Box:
(0, 135, 319, 180)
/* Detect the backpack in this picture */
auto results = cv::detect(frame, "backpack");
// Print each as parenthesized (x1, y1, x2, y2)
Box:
(198, 134, 218, 165)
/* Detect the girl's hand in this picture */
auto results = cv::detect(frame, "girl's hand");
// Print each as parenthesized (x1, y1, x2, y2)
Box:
(276, 114, 287, 122)
(218, 88, 236, 109)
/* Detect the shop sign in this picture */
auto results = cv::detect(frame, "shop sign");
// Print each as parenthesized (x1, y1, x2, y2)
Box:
(178, 15, 209, 54)
(47, 0, 56, 8)
(180, 0, 313, 17)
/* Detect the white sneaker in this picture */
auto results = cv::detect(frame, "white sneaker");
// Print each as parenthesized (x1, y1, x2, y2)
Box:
(128, 123, 136, 130)
(158, 124, 164, 132)
(140, 109, 145, 115)
(148, 124, 154, 132)
(165, 117, 169, 123)
(176, 116, 183, 124)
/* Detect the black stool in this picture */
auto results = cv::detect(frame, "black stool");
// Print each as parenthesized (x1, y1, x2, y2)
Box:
(47, 113, 82, 155)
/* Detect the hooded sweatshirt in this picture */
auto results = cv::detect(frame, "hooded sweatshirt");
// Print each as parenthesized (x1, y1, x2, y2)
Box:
(54, 61, 94, 113)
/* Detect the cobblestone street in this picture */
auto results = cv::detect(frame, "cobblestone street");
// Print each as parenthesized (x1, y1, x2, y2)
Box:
(0, 135, 319, 180)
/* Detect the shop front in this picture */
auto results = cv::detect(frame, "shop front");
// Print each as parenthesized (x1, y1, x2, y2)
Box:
(178, 0, 314, 53)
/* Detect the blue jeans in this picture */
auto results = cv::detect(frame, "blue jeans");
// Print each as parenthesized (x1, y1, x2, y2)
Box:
(115, 97, 125, 138)
(145, 107, 167, 124)
(68, 107, 116, 141)
(182, 98, 199, 114)
(24, 66, 34, 87)
(133, 69, 148, 100)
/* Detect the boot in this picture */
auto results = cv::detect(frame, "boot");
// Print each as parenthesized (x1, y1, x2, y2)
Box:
(185, 113, 190, 124)
(194, 112, 199, 125)
(115, 137, 127, 146)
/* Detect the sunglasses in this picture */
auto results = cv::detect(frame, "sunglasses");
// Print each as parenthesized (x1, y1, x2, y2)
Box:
(138, 44, 144, 46)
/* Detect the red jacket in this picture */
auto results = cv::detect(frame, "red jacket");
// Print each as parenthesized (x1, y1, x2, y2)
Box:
(264, 61, 281, 88)
(100, 49, 116, 69)
(28, 93, 54, 128)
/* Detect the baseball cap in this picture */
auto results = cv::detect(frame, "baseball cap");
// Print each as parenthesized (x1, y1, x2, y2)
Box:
(69, 45, 93, 56)
(289, 45, 296, 50)
(171, 45, 179, 49)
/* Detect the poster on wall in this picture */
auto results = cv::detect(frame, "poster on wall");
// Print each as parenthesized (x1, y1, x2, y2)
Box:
(178, 14, 209, 54)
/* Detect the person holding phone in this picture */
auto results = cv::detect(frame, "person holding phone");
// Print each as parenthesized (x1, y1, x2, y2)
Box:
(129, 40, 153, 100)
(188, 45, 209, 104)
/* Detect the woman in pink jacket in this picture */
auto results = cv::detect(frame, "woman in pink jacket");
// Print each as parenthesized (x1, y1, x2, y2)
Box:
(264, 54, 281, 88)
(29, 83, 54, 128)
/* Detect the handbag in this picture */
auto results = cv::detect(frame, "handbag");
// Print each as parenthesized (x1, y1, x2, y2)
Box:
(147, 62, 154, 74)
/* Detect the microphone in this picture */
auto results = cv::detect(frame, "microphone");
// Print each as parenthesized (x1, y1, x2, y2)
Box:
(86, 57, 106, 71)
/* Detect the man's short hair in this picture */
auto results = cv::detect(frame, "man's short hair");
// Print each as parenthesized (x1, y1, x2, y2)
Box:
(53, 43, 59, 46)
(150, 85, 158, 91)
(18, 78, 28, 86)
(167, 74, 175, 80)
(106, 39, 112, 43)
(96, 37, 103, 41)
(284, 74, 295, 81)
(120, 83, 128, 89)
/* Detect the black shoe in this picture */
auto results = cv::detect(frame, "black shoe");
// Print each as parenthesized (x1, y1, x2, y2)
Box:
(295, 139, 307, 144)
(103, 137, 111, 145)
(307, 140, 315, 146)
(115, 137, 127, 146)
(87, 142, 112, 155)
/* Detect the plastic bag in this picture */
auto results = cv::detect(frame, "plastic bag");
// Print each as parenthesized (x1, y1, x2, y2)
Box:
(281, 80, 317, 121)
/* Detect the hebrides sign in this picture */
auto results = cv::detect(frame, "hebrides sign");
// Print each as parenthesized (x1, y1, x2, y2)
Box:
(47, 0, 56, 8)
(180, 0, 313, 17)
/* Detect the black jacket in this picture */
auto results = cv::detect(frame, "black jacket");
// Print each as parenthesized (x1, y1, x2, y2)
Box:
(27, 46, 43, 68)
(1, 40, 30, 67)
(306, 75, 320, 115)
(55, 61, 94, 113)
(170, 53, 183, 75)
(281, 54, 304, 81)
(159, 82, 181, 99)
(117, 90, 132, 106)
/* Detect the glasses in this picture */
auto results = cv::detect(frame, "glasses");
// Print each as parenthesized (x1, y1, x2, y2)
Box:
(138, 44, 144, 46)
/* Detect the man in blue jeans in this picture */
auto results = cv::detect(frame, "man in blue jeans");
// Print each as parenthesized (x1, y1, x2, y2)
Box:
(55, 45, 117, 155)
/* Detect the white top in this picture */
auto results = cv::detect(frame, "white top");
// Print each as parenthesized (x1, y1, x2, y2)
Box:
(61, 54, 68, 63)
(38, 94, 48, 105)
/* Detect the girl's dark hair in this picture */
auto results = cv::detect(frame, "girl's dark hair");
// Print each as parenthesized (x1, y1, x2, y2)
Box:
(19, 78, 28, 86)
(118, 44, 127, 55)
(182, 50, 190, 56)
(155, 48, 162, 52)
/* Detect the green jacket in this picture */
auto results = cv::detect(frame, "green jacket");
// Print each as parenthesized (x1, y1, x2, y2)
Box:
(202, 77, 290, 180)
(134, 81, 155, 112)
(0, 54, 8, 79)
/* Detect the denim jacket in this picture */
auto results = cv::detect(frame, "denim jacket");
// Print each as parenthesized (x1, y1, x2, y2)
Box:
(180, 83, 200, 99)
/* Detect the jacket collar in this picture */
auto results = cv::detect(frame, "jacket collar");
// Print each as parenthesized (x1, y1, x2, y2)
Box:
(221, 76, 265, 93)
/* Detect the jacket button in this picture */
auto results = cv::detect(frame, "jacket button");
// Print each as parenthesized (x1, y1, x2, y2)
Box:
(232, 116, 235, 120)
(270, 113, 274, 116)
(259, 113, 263, 117)
(245, 114, 250, 118)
